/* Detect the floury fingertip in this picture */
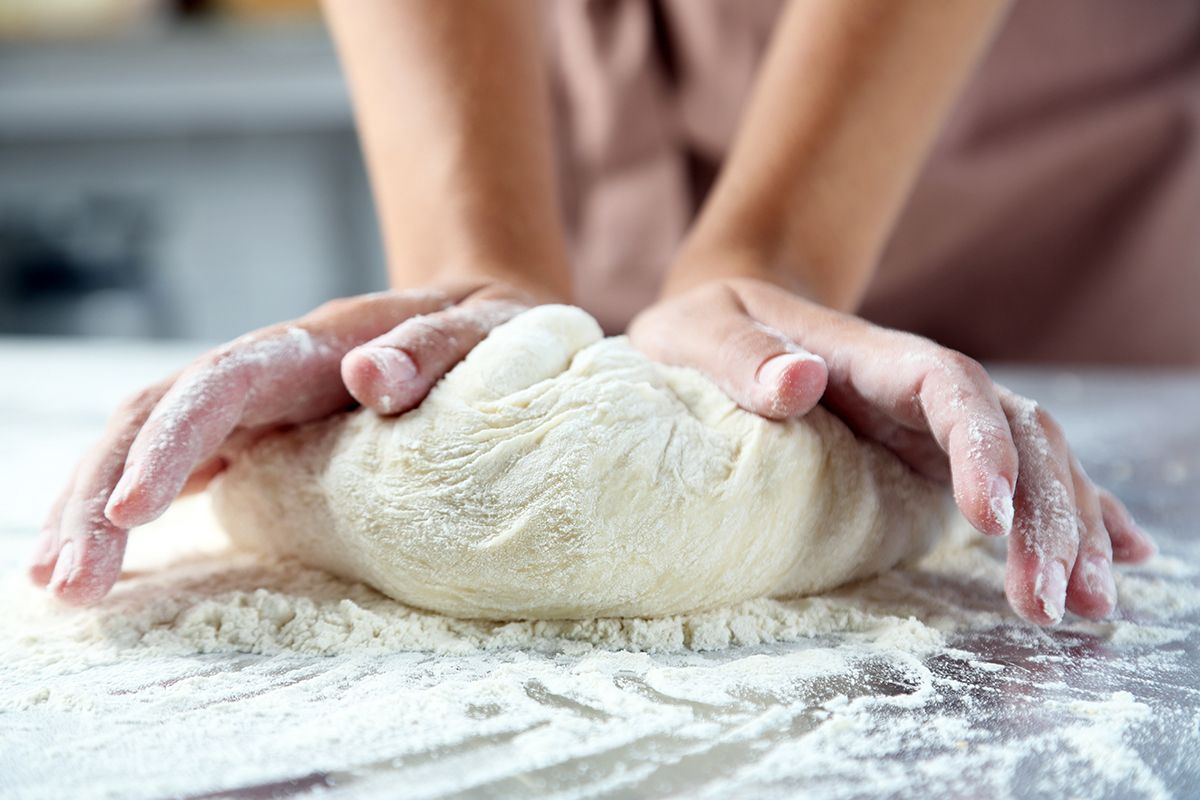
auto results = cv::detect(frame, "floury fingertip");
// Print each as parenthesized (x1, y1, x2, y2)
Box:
(48, 539, 77, 591)
(988, 475, 1015, 534)
(362, 346, 418, 384)
(1081, 556, 1117, 615)
(1035, 561, 1067, 624)
(103, 473, 136, 524)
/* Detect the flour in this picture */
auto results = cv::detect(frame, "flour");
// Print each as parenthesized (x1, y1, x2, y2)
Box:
(2, 496, 1197, 800)
(5, 336, 1199, 800)
(1, 499, 954, 659)
(2, 497, 1193, 661)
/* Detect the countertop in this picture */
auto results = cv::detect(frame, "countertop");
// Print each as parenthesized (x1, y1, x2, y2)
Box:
(1, 337, 1197, 799)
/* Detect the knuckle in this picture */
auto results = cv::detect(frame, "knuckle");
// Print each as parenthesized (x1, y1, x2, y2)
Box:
(718, 324, 767, 372)
(397, 315, 456, 355)
(1098, 488, 1123, 513)
(897, 340, 948, 385)
(895, 330, 937, 353)
(965, 419, 1012, 455)
(451, 298, 524, 333)
(395, 286, 451, 305)
(940, 350, 989, 386)
(678, 281, 742, 319)
(464, 282, 530, 306)
(206, 343, 238, 370)
(201, 346, 253, 387)
(703, 281, 740, 306)
(1034, 406, 1066, 443)
(309, 295, 361, 318)
(626, 310, 675, 360)
(724, 277, 758, 295)
(114, 385, 161, 421)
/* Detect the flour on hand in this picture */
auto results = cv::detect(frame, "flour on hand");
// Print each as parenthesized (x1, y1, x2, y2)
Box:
(211, 305, 953, 620)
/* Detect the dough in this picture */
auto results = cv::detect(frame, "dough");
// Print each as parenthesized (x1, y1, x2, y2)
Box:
(211, 305, 953, 620)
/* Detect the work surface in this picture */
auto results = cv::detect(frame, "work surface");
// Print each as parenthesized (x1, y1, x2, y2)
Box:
(1, 338, 1198, 800)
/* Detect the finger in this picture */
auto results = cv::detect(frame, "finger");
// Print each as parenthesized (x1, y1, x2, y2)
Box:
(868, 426, 953, 484)
(341, 297, 528, 415)
(1099, 489, 1157, 563)
(104, 330, 342, 528)
(728, 282, 1015, 527)
(49, 385, 167, 604)
(1001, 392, 1080, 625)
(47, 289, 463, 603)
(178, 456, 229, 497)
(102, 362, 254, 530)
(103, 291, 458, 529)
(915, 352, 1019, 537)
(29, 471, 76, 585)
(629, 285, 828, 419)
(1065, 458, 1117, 619)
(28, 531, 60, 586)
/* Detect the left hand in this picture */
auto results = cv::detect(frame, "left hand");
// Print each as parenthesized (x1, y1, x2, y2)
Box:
(29, 280, 536, 606)
(629, 276, 1156, 625)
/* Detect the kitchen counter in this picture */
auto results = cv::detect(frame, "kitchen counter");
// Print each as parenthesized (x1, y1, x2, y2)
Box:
(1, 337, 1197, 799)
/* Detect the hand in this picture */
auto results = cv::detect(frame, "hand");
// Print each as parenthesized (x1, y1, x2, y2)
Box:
(630, 277, 1157, 625)
(30, 280, 537, 605)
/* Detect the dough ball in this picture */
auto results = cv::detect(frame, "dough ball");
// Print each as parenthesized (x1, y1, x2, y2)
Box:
(211, 305, 953, 620)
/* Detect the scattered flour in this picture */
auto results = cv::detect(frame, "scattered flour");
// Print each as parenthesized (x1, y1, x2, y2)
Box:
(1, 498, 1196, 800)
(3, 497, 1195, 661)
(1, 499, 960, 659)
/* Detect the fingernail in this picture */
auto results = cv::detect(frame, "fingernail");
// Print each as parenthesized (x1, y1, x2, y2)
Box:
(1113, 524, 1158, 562)
(1035, 561, 1067, 624)
(363, 347, 417, 384)
(31, 531, 58, 567)
(1118, 506, 1156, 551)
(49, 540, 76, 589)
(1082, 556, 1117, 614)
(988, 475, 1014, 534)
(105, 471, 136, 520)
(1133, 524, 1159, 556)
(756, 352, 821, 387)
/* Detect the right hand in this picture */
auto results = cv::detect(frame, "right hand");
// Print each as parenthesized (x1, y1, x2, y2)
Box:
(29, 280, 537, 606)
(630, 277, 1157, 625)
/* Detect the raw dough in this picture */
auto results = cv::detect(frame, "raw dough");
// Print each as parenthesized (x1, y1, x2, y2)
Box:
(211, 305, 952, 620)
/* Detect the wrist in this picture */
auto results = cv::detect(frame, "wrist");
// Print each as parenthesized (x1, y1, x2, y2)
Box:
(662, 244, 820, 304)
(663, 238, 868, 311)
(382, 195, 573, 306)
(389, 251, 572, 307)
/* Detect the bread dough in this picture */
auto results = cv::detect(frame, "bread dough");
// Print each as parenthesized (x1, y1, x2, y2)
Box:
(211, 305, 952, 620)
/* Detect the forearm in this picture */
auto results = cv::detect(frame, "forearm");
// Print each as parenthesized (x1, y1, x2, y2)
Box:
(323, 0, 570, 300)
(669, 0, 1008, 309)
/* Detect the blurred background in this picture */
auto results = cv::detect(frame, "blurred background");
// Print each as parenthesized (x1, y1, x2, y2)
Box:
(0, 0, 385, 341)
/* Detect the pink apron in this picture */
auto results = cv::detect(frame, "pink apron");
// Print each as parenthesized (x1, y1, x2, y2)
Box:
(545, 0, 1200, 364)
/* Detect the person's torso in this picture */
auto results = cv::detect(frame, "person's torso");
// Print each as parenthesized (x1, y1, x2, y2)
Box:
(548, 0, 1200, 364)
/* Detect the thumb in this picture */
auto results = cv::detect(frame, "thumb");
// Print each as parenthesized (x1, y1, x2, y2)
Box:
(340, 297, 526, 415)
(631, 289, 828, 420)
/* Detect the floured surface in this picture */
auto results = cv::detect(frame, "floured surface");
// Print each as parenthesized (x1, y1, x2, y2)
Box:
(2, 499, 1194, 658)
(0, 499, 982, 657)
(1, 342, 1198, 800)
(2, 497, 1199, 800)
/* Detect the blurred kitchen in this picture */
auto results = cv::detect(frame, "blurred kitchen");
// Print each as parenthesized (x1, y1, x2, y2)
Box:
(0, 0, 385, 341)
